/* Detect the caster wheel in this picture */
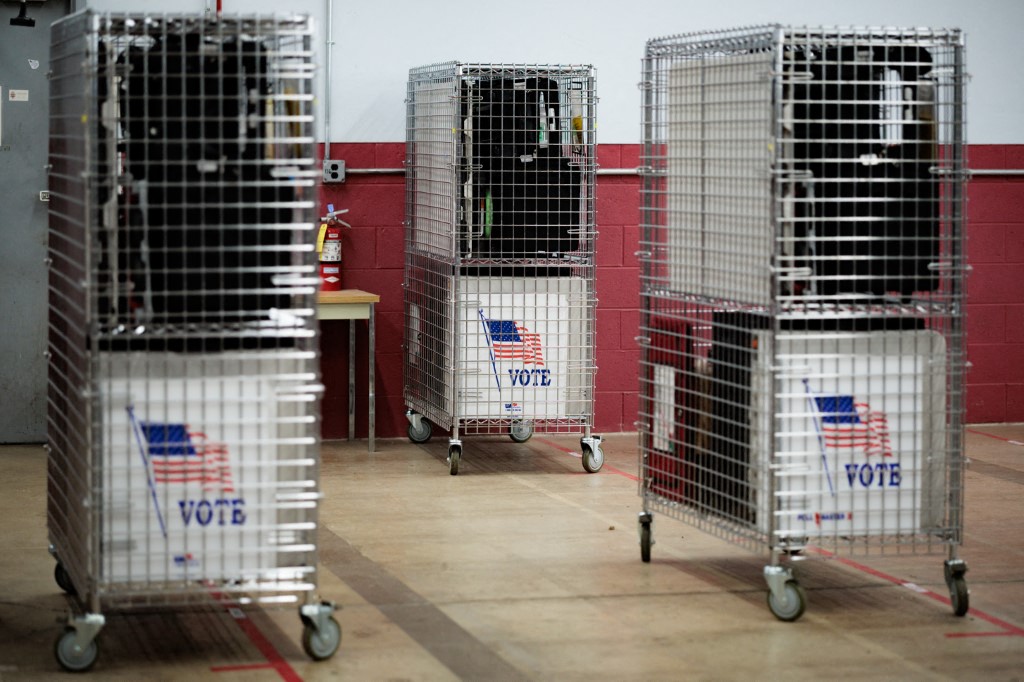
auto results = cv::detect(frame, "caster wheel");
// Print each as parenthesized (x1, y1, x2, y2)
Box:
(949, 576, 969, 617)
(582, 443, 604, 473)
(54, 628, 99, 672)
(448, 444, 461, 476)
(54, 563, 75, 596)
(640, 522, 652, 563)
(944, 559, 969, 617)
(767, 580, 807, 622)
(408, 417, 433, 444)
(509, 421, 533, 443)
(301, 615, 342, 661)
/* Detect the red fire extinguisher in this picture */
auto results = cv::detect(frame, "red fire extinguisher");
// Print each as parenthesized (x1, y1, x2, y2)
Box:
(318, 204, 350, 292)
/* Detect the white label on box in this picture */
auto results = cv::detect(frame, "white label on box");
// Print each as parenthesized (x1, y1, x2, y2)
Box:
(757, 331, 948, 538)
(8, 90, 28, 102)
(457, 276, 587, 420)
(652, 364, 676, 452)
(97, 353, 315, 584)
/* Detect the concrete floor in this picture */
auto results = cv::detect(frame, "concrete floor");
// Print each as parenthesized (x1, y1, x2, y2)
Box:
(1, 425, 1022, 680)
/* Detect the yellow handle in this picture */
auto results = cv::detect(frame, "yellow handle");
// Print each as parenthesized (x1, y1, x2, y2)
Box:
(316, 223, 327, 254)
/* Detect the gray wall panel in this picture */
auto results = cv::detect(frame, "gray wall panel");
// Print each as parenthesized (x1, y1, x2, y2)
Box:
(0, 1, 71, 442)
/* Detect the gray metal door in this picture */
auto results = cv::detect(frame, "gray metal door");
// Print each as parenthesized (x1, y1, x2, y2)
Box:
(0, 1, 71, 442)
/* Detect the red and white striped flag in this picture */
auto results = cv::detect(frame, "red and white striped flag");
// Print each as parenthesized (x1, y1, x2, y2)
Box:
(814, 395, 892, 457)
(141, 423, 236, 493)
(486, 319, 546, 366)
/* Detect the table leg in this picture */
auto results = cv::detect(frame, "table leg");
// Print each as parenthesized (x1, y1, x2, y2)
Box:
(348, 318, 356, 442)
(368, 303, 376, 453)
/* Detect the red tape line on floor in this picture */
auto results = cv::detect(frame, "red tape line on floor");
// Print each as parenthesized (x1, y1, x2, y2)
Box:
(810, 547, 1024, 638)
(207, 588, 304, 681)
(966, 428, 1024, 447)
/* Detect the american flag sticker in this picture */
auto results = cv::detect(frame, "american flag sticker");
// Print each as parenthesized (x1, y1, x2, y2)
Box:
(485, 319, 545, 366)
(813, 395, 893, 457)
(139, 422, 236, 492)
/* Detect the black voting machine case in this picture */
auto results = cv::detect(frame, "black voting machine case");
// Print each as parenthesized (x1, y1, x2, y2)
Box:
(458, 76, 583, 264)
(783, 44, 941, 300)
(93, 27, 305, 350)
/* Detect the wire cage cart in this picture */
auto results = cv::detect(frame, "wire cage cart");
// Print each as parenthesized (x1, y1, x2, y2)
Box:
(403, 62, 602, 475)
(636, 26, 968, 621)
(46, 11, 340, 670)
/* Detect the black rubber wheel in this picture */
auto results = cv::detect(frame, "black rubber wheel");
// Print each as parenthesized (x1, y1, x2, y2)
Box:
(950, 577, 969, 617)
(582, 444, 604, 473)
(407, 417, 432, 444)
(767, 581, 807, 622)
(54, 628, 99, 673)
(301, 616, 342, 661)
(54, 563, 75, 596)
(509, 421, 533, 443)
(640, 522, 652, 563)
(448, 445, 461, 476)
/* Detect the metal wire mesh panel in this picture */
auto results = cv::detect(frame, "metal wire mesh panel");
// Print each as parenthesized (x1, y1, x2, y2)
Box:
(404, 62, 602, 474)
(637, 26, 968, 620)
(46, 10, 339, 668)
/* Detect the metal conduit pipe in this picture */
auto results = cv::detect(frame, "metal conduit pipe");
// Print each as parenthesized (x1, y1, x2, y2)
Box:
(969, 169, 1024, 176)
(342, 167, 644, 176)
(340, 167, 1021, 177)
(344, 168, 404, 175)
(323, 0, 334, 161)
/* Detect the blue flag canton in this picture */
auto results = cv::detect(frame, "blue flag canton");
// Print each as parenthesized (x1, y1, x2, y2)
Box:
(487, 320, 522, 343)
(141, 423, 198, 456)
(814, 396, 862, 425)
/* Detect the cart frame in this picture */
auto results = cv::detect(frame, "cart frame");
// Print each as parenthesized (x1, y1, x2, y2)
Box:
(403, 62, 602, 474)
(636, 25, 969, 621)
(46, 10, 339, 669)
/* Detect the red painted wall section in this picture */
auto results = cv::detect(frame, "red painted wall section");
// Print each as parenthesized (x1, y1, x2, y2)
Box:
(593, 144, 643, 432)
(318, 142, 1023, 439)
(319, 143, 407, 440)
(965, 145, 1024, 423)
